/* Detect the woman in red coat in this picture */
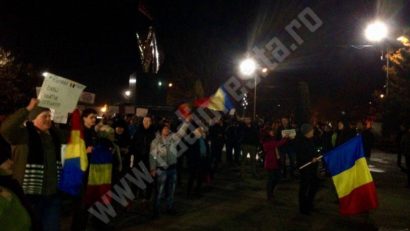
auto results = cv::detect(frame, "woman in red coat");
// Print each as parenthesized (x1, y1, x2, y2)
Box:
(262, 126, 289, 201)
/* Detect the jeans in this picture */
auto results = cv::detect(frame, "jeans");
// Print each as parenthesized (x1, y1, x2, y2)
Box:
(154, 167, 177, 214)
(28, 193, 61, 231)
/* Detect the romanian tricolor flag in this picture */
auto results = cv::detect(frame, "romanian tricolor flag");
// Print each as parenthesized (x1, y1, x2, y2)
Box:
(59, 109, 88, 196)
(195, 86, 234, 112)
(84, 143, 113, 207)
(324, 135, 378, 215)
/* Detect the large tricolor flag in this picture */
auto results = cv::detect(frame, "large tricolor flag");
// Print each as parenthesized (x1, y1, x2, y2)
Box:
(59, 109, 88, 196)
(195, 86, 234, 112)
(324, 135, 378, 215)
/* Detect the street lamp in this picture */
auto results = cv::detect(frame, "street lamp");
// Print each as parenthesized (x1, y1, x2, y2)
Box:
(124, 90, 131, 97)
(168, 82, 173, 88)
(365, 21, 390, 96)
(239, 58, 258, 119)
(129, 73, 137, 105)
(365, 21, 388, 42)
(129, 77, 137, 84)
(239, 58, 257, 77)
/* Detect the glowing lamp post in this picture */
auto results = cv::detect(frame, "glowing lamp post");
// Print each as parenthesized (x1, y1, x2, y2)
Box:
(239, 58, 258, 119)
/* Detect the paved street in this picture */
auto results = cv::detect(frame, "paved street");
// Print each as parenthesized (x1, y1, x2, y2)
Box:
(62, 150, 410, 231)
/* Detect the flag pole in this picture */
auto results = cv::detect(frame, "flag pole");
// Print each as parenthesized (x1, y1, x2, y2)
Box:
(298, 155, 323, 170)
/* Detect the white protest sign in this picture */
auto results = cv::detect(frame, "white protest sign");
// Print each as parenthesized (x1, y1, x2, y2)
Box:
(38, 73, 86, 112)
(52, 110, 69, 124)
(108, 106, 119, 115)
(36, 87, 95, 104)
(79, 91, 96, 104)
(281, 129, 297, 139)
(136, 108, 148, 117)
(125, 106, 135, 114)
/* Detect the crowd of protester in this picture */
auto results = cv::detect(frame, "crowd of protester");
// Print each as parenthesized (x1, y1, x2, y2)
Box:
(2, 98, 410, 231)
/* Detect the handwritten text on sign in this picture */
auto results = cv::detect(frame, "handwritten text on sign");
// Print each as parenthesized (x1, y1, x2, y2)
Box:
(38, 73, 86, 112)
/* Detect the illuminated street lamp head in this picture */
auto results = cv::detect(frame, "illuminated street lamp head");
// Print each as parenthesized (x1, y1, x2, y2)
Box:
(380, 94, 385, 99)
(42, 72, 49, 77)
(129, 78, 137, 84)
(124, 90, 131, 97)
(365, 21, 388, 42)
(239, 58, 257, 76)
(168, 83, 173, 88)
(158, 81, 162, 87)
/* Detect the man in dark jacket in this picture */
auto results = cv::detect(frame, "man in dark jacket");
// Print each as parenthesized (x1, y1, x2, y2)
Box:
(130, 116, 156, 202)
(186, 127, 210, 198)
(239, 117, 260, 178)
(295, 123, 320, 215)
(225, 118, 241, 164)
(277, 117, 297, 178)
(209, 119, 225, 177)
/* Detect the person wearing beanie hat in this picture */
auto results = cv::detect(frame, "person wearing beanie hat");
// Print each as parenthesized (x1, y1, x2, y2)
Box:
(295, 123, 320, 215)
(0, 98, 68, 230)
(28, 106, 51, 122)
(300, 123, 314, 136)
(113, 119, 131, 177)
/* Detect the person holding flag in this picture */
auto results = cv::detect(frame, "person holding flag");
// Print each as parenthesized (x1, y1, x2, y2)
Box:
(295, 123, 320, 215)
(298, 127, 378, 216)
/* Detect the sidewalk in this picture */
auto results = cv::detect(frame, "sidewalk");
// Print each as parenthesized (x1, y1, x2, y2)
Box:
(63, 150, 410, 231)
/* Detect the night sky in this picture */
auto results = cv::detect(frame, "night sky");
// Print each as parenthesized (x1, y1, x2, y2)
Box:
(1, 0, 409, 117)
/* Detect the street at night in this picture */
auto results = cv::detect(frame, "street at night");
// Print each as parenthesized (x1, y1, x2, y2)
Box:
(1, 1, 410, 231)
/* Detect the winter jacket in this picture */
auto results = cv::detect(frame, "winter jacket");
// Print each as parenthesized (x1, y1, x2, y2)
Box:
(0, 186, 31, 231)
(295, 135, 318, 175)
(131, 126, 156, 165)
(0, 108, 68, 195)
(0, 175, 41, 231)
(262, 138, 287, 170)
(186, 137, 210, 170)
(240, 123, 260, 146)
(149, 123, 188, 171)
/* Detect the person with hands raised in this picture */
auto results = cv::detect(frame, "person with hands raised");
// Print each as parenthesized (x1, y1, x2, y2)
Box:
(0, 98, 68, 230)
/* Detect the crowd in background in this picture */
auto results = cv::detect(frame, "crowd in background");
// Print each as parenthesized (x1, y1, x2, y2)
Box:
(1, 98, 410, 231)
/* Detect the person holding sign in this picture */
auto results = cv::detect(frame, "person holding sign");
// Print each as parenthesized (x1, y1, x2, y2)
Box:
(0, 98, 68, 230)
(261, 126, 290, 201)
